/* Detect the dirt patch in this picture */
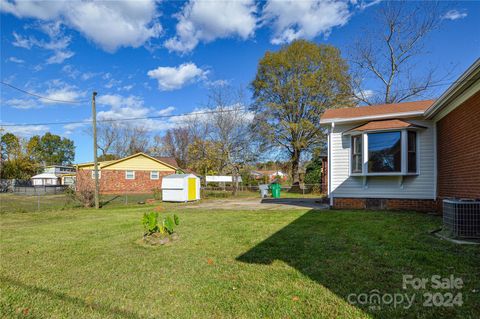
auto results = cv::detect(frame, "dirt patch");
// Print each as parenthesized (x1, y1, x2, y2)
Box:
(184, 198, 328, 211)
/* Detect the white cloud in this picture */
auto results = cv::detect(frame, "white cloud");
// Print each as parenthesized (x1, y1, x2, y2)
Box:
(12, 22, 74, 64)
(165, 0, 257, 53)
(147, 62, 208, 91)
(63, 121, 90, 135)
(8, 56, 25, 63)
(46, 49, 74, 64)
(262, 0, 352, 44)
(1, 0, 162, 52)
(3, 81, 84, 109)
(442, 9, 468, 21)
(42, 86, 83, 103)
(95, 94, 177, 131)
(1, 123, 50, 136)
(157, 106, 175, 116)
(4, 98, 40, 109)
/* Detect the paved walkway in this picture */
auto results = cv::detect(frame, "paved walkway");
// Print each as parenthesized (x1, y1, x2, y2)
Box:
(184, 197, 329, 210)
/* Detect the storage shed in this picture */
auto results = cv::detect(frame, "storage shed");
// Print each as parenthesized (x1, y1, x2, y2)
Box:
(31, 173, 61, 186)
(162, 174, 200, 202)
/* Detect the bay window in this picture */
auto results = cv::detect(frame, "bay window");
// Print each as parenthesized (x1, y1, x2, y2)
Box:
(368, 132, 401, 173)
(351, 135, 362, 173)
(407, 131, 417, 173)
(350, 130, 418, 175)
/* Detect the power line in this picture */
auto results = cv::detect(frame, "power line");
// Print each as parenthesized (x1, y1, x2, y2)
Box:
(0, 81, 88, 104)
(0, 107, 249, 127)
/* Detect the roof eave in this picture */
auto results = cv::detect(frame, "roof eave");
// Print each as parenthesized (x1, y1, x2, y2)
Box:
(320, 111, 425, 125)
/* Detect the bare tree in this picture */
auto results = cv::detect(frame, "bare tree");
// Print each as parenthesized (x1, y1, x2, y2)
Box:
(86, 122, 150, 159)
(96, 122, 121, 156)
(207, 86, 261, 195)
(151, 127, 191, 167)
(350, 1, 448, 105)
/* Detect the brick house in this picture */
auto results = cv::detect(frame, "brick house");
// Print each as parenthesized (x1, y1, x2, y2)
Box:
(320, 58, 479, 212)
(76, 153, 178, 194)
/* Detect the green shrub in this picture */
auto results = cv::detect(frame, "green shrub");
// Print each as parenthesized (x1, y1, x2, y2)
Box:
(174, 214, 180, 226)
(152, 187, 161, 200)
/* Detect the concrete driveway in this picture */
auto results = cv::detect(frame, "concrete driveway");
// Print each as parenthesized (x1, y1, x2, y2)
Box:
(184, 197, 329, 210)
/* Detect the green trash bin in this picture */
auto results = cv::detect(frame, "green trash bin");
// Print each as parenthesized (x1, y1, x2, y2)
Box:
(270, 183, 281, 198)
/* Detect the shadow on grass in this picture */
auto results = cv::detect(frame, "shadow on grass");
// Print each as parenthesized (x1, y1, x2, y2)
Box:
(236, 210, 480, 318)
(0, 276, 144, 319)
(100, 195, 121, 208)
(260, 198, 328, 209)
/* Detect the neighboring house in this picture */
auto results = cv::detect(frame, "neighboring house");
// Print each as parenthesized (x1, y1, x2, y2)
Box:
(31, 165, 76, 186)
(75, 152, 178, 194)
(320, 58, 479, 212)
(251, 170, 287, 182)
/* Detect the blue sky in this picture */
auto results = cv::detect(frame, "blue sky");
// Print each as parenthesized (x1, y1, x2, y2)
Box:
(1, 0, 479, 163)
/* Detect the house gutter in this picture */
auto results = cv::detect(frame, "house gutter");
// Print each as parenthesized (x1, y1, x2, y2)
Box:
(319, 111, 425, 125)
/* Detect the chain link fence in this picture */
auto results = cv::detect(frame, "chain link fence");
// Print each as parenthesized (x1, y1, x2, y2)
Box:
(201, 184, 325, 199)
(0, 183, 325, 213)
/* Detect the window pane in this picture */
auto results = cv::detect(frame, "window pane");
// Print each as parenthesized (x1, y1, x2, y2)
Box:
(408, 131, 417, 173)
(351, 135, 362, 173)
(368, 132, 401, 172)
(408, 153, 417, 172)
(408, 131, 416, 152)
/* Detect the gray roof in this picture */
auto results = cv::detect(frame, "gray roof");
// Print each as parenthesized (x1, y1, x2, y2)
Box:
(163, 174, 195, 179)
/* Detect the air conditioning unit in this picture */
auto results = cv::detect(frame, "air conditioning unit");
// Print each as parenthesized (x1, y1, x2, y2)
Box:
(443, 199, 480, 239)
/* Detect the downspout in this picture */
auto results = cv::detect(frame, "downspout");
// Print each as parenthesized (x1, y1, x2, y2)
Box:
(328, 122, 334, 207)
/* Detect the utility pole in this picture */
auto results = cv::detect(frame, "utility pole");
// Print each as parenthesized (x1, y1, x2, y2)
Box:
(92, 91, 100, 209)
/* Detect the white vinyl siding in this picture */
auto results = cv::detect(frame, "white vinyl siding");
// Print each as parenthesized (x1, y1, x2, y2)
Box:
(330, 119, 435, 199)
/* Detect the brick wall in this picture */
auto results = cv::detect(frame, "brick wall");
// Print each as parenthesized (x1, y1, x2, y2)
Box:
(333, 198, 438, 212)
(76, 169, 173, 194)
(437, 90, 480, 199)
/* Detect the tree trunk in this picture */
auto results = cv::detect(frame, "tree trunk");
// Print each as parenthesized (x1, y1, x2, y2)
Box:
(232, 167, 239, 196)
(291, 149, 301, 185)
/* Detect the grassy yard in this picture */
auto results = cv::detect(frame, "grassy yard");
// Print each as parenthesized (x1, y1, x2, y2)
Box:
(0, 193, 158, 213)
(1, 206, 479, 318)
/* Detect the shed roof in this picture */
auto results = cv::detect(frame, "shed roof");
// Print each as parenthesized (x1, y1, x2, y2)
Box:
(163, 174, 197, 179)
(320, 100, 435, 124)
(32, 173, 59, 179)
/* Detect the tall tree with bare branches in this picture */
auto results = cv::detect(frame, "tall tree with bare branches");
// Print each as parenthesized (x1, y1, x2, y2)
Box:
(350, 1, 447, 105)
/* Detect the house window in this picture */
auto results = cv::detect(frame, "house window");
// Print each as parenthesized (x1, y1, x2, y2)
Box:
(407, 131, 417, 173)
(150, 171, 159, 180)
(351, 135, 362, 173)
(91, 170, 101, 179)
(125, 171, 135, 180)
(368, 131, 401, 173)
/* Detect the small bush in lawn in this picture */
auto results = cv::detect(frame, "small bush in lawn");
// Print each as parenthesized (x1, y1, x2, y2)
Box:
(141, 212, 180, 246)
(71, 188, 95, 207)
(152, 187, 161, 200)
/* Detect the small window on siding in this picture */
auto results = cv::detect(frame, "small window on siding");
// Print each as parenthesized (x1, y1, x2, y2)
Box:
(407, 131, 417, 173)
(351, 135, 363, 174)
(150, 171, 159, 180)
(125, 171, 135, 180)
(91, 170, 101, 179)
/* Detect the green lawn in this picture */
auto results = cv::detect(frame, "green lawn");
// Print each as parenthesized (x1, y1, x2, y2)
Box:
(1, 206, 479, 318)
(0, 193, 159, 213)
